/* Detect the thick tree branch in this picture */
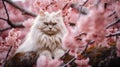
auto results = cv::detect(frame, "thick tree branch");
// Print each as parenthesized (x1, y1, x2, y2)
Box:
(60, 40, 94, 67)
(4, 0, 37, 17)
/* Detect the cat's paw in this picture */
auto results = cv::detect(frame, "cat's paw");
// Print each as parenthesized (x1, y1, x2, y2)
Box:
(40, 50, 52, 60)
(53, 48, 65, 59)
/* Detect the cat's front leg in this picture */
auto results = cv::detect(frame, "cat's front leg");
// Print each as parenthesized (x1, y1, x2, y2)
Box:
(40, 50, 52, 60)
(53, 48, 65, 59)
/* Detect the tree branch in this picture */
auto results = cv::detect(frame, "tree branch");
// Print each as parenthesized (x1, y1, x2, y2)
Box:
(3, 46, 12, 67)
(106, 31, 120, 37)
(0, 26, 12, 32)
(70, 3, 89, 15)
(0, 0, 25, 33)
(81, 40, 95, 55)
(108, 11, 116, 17)
(106, 19, 120, 29)
(60, 57, 76, 67)
(4, 0, 37, 17)
(2, 0, 9, 20)
(94, 0, 101, 7)
(60, 40, 94, 67)
(0, 17, 7, 21)
(60, 49, 70, 60)
(0, 23, 24, 33)
(82, 0, 89, 6)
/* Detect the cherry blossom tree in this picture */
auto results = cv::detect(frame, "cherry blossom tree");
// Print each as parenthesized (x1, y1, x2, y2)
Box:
(0, 0, 120, 67)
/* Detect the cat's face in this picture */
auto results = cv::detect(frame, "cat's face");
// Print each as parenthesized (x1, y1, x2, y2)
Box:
(33, 10, 65, 35)
(40, 20, 59, 35)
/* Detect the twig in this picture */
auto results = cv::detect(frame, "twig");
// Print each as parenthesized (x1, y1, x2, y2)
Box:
(94, 0, 101, 7)
(60, 57, 76, 67)
(3, 46, 12, 67)
(108, 11, 116, 17)
(82, 0, 89, 6)
(0, 0, 25, 32)
(69, 22, 76, 27)
(104, 3, 108, 9)
(60, 49, 70, 60)
(1, 0, 15, 27)
(2, 0, 9, 20)
(78, 33, 87, 36)
(4, 46, 12, 62)
(75, 32, 87, 41)
(106, 31, 120, 37)
(70, 3, 89, 15)
(62, 3, 69, 10)
(0, 23, 24, 32)
(0, 26, 12, 32)
(106, 19, 120, 29)
(81, 40, 95, 55)
(4, 0, 37, 17)
(0, 17, 7, 21)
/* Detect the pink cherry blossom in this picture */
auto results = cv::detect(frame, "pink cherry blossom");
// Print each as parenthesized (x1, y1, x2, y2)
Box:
(75, 58, 91, 67)
(23, 18, 34, 28)
(37, 55, 62, 67)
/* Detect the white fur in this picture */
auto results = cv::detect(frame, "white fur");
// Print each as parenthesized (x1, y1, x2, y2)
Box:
(53, 48, 65, 59)
(16, 10, 67, 59)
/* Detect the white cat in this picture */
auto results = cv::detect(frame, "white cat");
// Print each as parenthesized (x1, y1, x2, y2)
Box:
(16, 10, 67, 59)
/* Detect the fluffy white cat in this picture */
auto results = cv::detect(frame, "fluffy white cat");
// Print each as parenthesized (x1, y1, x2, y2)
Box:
(16, 10, 67, 59)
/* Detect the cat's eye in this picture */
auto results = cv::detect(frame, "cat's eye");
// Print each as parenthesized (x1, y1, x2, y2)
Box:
(69, 22, 76, 27)
(44, 22, 48, 25)
(52, 23, 57, 26)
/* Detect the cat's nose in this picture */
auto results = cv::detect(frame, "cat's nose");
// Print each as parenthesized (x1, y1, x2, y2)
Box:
(49, 28, 52, 29)
(49, 25, 52, 29)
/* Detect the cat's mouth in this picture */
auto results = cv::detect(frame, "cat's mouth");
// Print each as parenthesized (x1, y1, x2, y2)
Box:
(45, 31, 57, 35)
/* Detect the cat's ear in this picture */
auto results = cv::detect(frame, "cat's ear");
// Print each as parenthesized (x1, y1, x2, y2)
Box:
(39, 10, 45, 17)
(55, 10, 62, 17)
